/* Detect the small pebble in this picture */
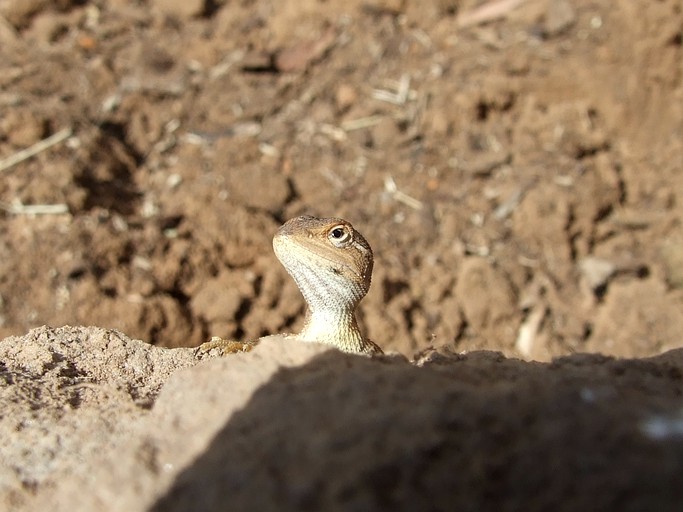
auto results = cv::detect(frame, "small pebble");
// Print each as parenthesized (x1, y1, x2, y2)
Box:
(579, 257, 616, 291)
(335, 84, 357, 111)
(152, 0, 205, 19)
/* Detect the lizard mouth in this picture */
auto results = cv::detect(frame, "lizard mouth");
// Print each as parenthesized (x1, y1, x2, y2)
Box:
(276, 238, 364, 283)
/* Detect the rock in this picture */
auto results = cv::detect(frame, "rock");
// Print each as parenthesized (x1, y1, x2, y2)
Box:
(544, 0, 576, 37)
(191, 273, 243, 323)
(0, 0, 47, 28)
(0, 325, 197, 393)
(3, 325, 683, 511)
(0, 10, 19, 45)
(220, 163, 289, 213)
(0, 325, 197, 511)
(335, 84, 357, 112)
(26, 10, 68, 43)
(455, 257, 517, 331)
(368, 0, 405, 15)
(274, 28, 336, 72)
(579, 256, 616, 291)
(511, 185, 573, 278)
(152, 0, 205, 18)
(1, 109, 47, 147)
(589, 278, 683, 357)
(371, 117, 402, 149)
(660, 240, 683, 289)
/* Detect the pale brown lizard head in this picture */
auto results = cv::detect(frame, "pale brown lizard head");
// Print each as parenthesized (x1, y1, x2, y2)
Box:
(273, 215, 381, 354)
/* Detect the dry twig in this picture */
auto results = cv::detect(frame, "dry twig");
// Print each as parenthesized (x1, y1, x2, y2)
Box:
(372, 74, 412, 105)
(384, 175, 424, 211)
(0, 200, 69, 215)
(0, 128, 73, 173)
(457, 0, 529, 28)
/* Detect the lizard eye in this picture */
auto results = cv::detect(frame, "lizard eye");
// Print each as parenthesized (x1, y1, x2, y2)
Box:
(328, 225, 352, 247)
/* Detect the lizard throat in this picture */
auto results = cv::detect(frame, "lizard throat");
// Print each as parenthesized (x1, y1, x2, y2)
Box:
(298, 309, 366, 353)
(285, 261, 371, 352)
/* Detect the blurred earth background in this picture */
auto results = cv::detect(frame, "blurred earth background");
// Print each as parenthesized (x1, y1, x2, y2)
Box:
(1, 0, 682, 360)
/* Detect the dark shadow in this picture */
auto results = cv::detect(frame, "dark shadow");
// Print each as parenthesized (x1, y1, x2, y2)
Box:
(73, 124, 142, 215)
(152, 349, 683, 511)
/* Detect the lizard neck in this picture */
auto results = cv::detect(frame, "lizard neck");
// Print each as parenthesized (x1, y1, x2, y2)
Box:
(287, 263, 376, 353)
(298, 308, 368, 354)
(273, 215, 382, 355)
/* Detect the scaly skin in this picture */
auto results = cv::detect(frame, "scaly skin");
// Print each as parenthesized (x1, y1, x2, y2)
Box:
(198, 216, 382, 356)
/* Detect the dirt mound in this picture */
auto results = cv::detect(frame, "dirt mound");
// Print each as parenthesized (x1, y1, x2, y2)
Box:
(2, 326, 683, 511)
(1, 0, 682, 360)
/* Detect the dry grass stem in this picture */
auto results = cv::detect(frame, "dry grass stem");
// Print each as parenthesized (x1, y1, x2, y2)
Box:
(0, 201, 69, 215)
(0, 128, 73, 173)
(457, 0, 529, 28)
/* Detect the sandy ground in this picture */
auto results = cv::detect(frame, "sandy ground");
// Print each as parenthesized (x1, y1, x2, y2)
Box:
(2, 326, 683, 511)
(1, 0, 682, 360)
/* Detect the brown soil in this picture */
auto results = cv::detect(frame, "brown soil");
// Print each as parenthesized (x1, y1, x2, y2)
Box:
(1, 0, 682, 360)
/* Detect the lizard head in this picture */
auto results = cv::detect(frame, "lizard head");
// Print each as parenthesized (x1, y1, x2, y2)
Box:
(273, 216, 374, 308)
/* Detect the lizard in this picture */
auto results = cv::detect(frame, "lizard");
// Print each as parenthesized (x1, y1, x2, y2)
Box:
(198, 215, 382, 356)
